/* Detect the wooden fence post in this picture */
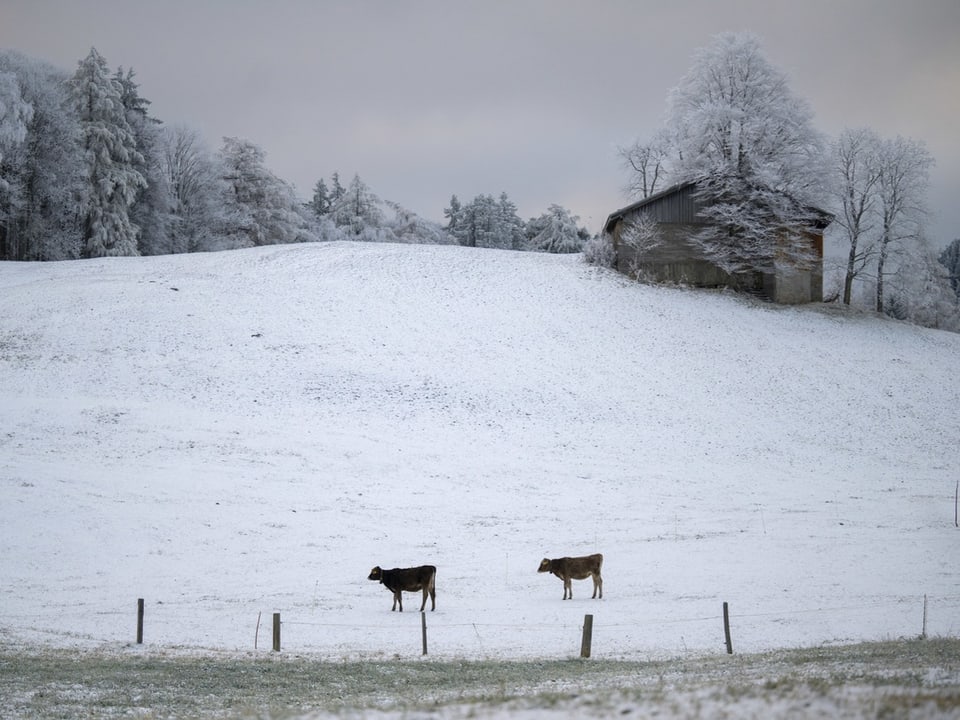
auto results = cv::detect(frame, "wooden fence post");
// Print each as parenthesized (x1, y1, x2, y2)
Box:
(272, 612, 281, 652)
(136, 598, 144, 644)
(723, 602, 733, 654)
(421, 611, 428, 655)
(580, 614, 593, 658)
(922, 595, 928, 639)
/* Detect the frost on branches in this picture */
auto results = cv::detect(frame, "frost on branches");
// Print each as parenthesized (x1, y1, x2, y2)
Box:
(70, 48, 146, 258)
(526, 204, 584, 254)
(218, 137, 315, 247)
(665, 32, 827, 276)
(0, 70, 33, 169)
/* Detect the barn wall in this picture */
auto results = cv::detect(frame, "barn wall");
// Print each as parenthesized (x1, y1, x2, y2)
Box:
(613, 219, 824, 301)
(608, 184, 826, 304)
(614, 220, 745, 288)
(770, 230, 824, 303)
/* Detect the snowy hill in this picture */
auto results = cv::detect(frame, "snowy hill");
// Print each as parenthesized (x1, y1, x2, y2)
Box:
(1, 241, 958, 659)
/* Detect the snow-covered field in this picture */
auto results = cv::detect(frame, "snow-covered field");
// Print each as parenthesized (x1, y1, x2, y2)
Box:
(1, 241, 958, 661)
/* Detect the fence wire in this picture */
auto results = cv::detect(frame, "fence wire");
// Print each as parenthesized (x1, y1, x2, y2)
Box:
(5, 594, 958, 654)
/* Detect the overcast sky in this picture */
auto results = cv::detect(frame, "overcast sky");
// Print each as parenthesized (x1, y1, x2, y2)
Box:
(2, 0, 958, 243)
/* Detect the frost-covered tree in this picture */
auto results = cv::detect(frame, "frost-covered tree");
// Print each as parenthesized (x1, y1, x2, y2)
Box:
(454, 194, 494, 247)
(387, 200, 455, 245)
(0, 51, 85, 260)
(218, 136, 314, 247)
(940, 239, 960, 300)
(666, 32, 826, 276)
(885, 237, 960, 332)
(0, 70, 32, 167)
(443, 194, 461, 234)
(832, 128, 882, 304)
(619, 129, 670, 199)
(330, 171, 345, 203)
(70, 47, 146, 258)
(873, 135, 934, 313)
(827, 129, 935, 312)
(526, 204, 584, 253)
(620, 211, 663, 278)
(115, 67, 174, 255)
(0, 66, 34, 258)
(158, 125, 232, 252)
(449, 192, 523, 249)
(497, 192, 525, 250)
(308, 178, 330, 218)
(328, 173, 384, 236)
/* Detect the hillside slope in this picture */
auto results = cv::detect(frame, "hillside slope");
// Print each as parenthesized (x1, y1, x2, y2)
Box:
(1, 242, 957, 658)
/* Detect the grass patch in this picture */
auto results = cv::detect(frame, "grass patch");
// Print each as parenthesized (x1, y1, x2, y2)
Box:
(1, 638, 958, 718)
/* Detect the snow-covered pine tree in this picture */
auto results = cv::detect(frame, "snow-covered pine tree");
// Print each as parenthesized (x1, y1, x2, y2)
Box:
(328, 173, 384, 236)
(330, 172, 345, 202)
(497, 192, 525, 250)
(218, 136, 314, 247)
(450, 193, 522, 249)
(309, 178, 330, 218)
(468, 194, 498, 248)
(70, 47, 146, 258)
(443, 194, 461, 234)
(115, 66, 174, 255)
(451, 196, 477, 246)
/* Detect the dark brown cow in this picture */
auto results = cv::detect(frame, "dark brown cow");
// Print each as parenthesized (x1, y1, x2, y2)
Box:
(537, 553, 603, 600)
(368, 565, 436, 612)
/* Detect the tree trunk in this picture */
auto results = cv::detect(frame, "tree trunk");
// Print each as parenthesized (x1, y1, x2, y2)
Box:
(876, 243, 888, 313)
(843, 240, 858, 305)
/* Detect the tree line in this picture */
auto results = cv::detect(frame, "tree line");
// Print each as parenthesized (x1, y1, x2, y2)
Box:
(3, 41, 957, 331)
(0, 48, 587, 262)
(607, 32, 958, 331)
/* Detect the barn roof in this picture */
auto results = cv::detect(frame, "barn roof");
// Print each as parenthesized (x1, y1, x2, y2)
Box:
(602, 181, 696, 235)
(603, 180, 833, 235)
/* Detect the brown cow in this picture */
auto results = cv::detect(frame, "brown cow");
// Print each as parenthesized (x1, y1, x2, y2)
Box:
(368, 565, 436, 612)
(537, 553, 603, 600)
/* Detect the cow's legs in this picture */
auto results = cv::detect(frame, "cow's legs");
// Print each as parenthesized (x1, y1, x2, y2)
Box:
(592, 572, 603, 599)
(418, 586, 437, 612)
(563, 578, 572, 600)
(393, 591, 403, 612)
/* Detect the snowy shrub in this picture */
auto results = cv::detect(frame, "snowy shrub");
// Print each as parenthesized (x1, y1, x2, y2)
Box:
(583, 233, 616, 268)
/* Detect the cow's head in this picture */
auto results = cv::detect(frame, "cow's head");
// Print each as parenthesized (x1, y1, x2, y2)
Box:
(368, 566, 383, 581)
(537, 558, 552, 573)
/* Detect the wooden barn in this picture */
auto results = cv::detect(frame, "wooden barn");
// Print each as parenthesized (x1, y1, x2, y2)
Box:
(603, 181, 832, 304)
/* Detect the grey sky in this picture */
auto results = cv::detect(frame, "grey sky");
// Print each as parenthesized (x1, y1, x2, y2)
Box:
(2, 0, 958, 243)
